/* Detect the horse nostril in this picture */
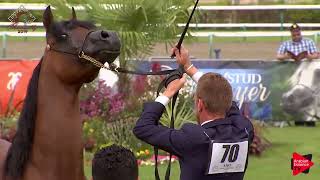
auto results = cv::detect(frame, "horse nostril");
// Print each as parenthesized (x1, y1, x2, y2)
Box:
(101, 31, 109, 39)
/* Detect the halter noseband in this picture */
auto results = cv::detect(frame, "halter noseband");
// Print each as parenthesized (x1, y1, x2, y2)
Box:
(49, 30, 120, 71)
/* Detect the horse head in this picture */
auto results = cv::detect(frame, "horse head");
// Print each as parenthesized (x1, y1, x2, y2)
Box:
(281, 61, 320, 114)
(281, 84, 315, 113)
(43, 6, 121, 84)
(2, 6, 121, 180)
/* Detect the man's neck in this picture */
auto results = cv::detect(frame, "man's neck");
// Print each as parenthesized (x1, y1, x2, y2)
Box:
(199, 114, 225, 126)
(292, 38, 303, 43)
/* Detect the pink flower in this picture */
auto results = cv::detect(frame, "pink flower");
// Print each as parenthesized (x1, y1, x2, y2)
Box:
(80, 80, 125, 120)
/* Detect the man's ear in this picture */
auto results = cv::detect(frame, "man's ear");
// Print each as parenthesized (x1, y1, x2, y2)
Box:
(43, 5, 54, 31)
(197, 99, 204, 112)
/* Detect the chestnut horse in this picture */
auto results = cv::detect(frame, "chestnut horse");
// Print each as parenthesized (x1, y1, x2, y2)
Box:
(0, 6, 120, 180)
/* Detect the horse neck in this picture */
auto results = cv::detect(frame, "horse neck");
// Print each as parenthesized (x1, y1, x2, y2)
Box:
(30, 57, 84, 173)
(37, 67, 81, 131)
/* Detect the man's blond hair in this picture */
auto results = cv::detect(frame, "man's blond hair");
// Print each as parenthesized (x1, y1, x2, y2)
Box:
(196, 72, 233, 115)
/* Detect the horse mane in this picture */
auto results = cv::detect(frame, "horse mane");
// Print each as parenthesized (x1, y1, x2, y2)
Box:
(4, 58, 42, 178)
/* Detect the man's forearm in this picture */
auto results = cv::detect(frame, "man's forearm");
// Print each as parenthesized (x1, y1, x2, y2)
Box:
(307, 53, 319, 60)
(276, 54, 289, 60)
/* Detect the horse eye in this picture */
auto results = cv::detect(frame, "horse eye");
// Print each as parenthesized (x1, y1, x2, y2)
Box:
(61, 34, 68, 38)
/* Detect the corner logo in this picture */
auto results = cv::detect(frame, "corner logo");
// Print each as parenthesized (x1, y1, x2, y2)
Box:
(291, 152, 314, 176)
(8, 5, 37, 33)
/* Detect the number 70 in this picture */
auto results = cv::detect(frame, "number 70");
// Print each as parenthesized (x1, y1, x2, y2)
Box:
(221, 144, 240, 163)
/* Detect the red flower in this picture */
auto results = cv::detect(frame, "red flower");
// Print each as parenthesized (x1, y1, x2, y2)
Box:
(151, 62, 161, 72)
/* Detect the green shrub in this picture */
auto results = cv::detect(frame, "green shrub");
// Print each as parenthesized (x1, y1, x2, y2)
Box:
(249, 120, 271, 156)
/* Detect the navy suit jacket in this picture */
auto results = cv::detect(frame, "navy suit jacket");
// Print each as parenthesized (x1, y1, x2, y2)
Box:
(133, 101, 254, 180)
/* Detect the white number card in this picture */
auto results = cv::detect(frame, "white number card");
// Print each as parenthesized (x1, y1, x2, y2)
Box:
(206, 140, 248, 175)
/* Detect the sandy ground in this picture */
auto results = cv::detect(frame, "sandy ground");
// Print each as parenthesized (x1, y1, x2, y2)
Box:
(1, 39, 287, 60)
(152, 41, 281, 60)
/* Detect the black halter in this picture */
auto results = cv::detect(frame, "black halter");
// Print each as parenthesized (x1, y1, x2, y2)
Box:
(50, 30, 94, 57)
(50, 30, 123, 69)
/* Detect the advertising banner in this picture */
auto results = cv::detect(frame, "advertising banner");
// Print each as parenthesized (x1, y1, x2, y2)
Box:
(0, 60, 39, 114)
(132, 59, 320, 122)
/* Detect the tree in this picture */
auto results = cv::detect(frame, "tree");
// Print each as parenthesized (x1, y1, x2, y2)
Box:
(47, 0, 197, 94)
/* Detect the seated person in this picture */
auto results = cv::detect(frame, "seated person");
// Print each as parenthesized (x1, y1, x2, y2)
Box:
(92, 144, 138, 180)
(276, 23, 319, 61)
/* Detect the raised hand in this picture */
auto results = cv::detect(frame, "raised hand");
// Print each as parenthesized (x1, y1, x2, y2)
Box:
(162, 74, 187, 98)
(172, 46, 191, 70)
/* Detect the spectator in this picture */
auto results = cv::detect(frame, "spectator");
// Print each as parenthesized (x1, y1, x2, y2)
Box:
(277, 23, 319, 61)
(92, 145, 138, 180)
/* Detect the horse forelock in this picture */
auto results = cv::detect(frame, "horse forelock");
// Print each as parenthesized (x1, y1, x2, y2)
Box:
(4, 58, 42, 178)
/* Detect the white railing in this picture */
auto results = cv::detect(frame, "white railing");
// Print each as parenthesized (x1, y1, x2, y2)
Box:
(1, 3, 320, 58)
(2, 22, 320, 28)
(177, 23, 320, 28)
(195, 5, 320, 10)
(1, 30, 319, 58)
(189, 31, 319, 37)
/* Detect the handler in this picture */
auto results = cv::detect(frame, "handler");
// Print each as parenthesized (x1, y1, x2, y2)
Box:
(133, 46, 254, 180)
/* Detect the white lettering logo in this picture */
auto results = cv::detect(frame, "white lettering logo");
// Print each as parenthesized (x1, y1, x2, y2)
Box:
(7, 72, 22, 90)
(223, 72, 271, 109)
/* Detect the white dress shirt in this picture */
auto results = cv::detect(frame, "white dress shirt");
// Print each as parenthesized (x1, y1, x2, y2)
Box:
(200, 119, 215, 126)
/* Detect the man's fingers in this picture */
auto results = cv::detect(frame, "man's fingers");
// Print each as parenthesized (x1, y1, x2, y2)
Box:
(174, 49, 182, 61)
(169, 74, 186, 87)
(171, 47, 177, 53)
(174, 48, 180, 56)
(181, 74, 187, 82)
(178, 74, 187, 86)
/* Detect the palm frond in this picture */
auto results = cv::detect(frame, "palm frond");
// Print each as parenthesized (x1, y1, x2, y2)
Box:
(160, 98, 196, 129)
(46, 0, 197, 61)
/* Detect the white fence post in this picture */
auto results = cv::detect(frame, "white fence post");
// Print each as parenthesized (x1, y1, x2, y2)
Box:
(2, 33, 7, 58)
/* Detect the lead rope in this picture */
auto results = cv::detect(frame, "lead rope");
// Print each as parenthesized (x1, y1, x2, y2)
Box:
(154, 1, 200, 180)
(76, 1, 199, 180)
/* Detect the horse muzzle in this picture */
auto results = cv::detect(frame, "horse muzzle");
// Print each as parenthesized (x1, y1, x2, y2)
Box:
(82, 30, 121, 65)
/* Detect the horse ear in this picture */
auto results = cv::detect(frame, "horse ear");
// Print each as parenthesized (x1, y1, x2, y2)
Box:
(71, 7, 77, 20)
(43, 6, 54, 31)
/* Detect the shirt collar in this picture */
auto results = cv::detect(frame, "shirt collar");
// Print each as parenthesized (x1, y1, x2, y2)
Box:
(201, 119, 215, 126)
(291, 38, 304, 44)
(200, 118, 231, 128)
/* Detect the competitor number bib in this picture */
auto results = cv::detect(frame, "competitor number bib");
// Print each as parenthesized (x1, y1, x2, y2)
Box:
(206, 140, 249, 175)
